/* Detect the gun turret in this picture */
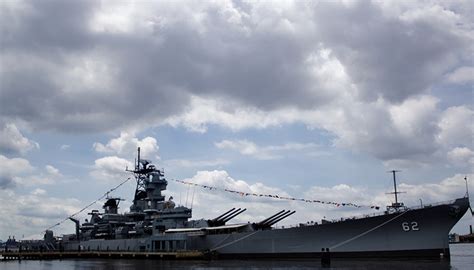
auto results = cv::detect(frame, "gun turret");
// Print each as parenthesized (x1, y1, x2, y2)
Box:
(255, 210, 296, 229)
(222, 208, 247, 223)
(208, 208, 245, 227)
(261, 210, 291, 226)
(266, 210, 295, 226)
(212, 208, 236, 222)
(257, 210, 286, 225)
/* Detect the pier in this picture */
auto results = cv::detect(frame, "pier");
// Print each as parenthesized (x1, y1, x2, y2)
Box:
(0, 250, 205, 261)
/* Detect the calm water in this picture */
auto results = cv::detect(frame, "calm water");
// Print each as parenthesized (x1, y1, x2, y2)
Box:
(1, 244, 473, 270)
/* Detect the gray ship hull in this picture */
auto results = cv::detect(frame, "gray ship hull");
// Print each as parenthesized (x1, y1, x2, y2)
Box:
(186, 197, 470, 258)
(64, 197, 470, 259)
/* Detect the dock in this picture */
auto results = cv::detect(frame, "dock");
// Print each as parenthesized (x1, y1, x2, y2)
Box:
(0, 250, 205, 261)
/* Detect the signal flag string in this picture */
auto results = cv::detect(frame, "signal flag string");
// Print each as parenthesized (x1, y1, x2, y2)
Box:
(171, 179, 380, 210)
(42, 177, 132, 233)
(39, 175, 380, 237)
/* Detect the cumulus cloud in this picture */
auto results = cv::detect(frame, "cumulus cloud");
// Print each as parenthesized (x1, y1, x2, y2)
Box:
(313, 95, 441, 162)
(170, 93, 471, 167)
(397, 173, 473, 205)
(60, 144, 70, 151)
(93, 132, 159, 159)
(0, 155, 67, 189)
(90, 156, 133, 182)
(437, 106, 473, 148)
(19, 166, 63, 187)
(215, 140, 262, 158)
(303, 184, 376, 207)
(0, 123, 39, 155)
(164, 158, 230, 169)
(0, 155, 34, 189)
(311, 97, 472, 166)
(215, 139, 319, 160)
(446, 66, 474, 84)
(165, 96, 291, 133)
(172, 93, 467, 166)
(311, 1, 468, 103)
(1, 0, 470, 133)
(436, 105, 474, 168)
(0, 189, 82, 240)
(447, 147, 474, 167)
(45, 165, 62, 178)
(30, 188, 47, 196)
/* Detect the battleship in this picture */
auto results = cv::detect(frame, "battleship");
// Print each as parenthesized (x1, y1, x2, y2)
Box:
(54, 148, 470, 259)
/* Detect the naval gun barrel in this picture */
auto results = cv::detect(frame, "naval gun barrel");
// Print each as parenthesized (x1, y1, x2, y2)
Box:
(218, 208, 241, 222)
(222, 208, 247, 222)
(266, 210, 296, 226)
(258, 210, 286, 225)
(261, 210, 291, 226)
(212, 208, 236, 221)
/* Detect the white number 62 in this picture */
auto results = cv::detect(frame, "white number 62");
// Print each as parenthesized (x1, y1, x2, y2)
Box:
(402, 221, 419, 231)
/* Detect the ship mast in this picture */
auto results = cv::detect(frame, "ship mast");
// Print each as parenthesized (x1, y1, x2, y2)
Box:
(125, 147, 149, 209)
(134, 147, 146, 202)
(391, 170, 400, 205)
(386, 170, 406, 211)
(465, 176, 469, 198)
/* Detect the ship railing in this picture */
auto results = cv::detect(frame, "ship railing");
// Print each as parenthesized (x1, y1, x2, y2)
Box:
(272, 198, 457, 228)
(340, 198, 457, 222)
(405, 199, 456, 211)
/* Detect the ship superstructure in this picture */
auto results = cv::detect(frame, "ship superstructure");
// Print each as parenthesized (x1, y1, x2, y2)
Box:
(67, 148, 195, 242)
(60, 148, 471, 258)
(62, 148, 250, 251)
